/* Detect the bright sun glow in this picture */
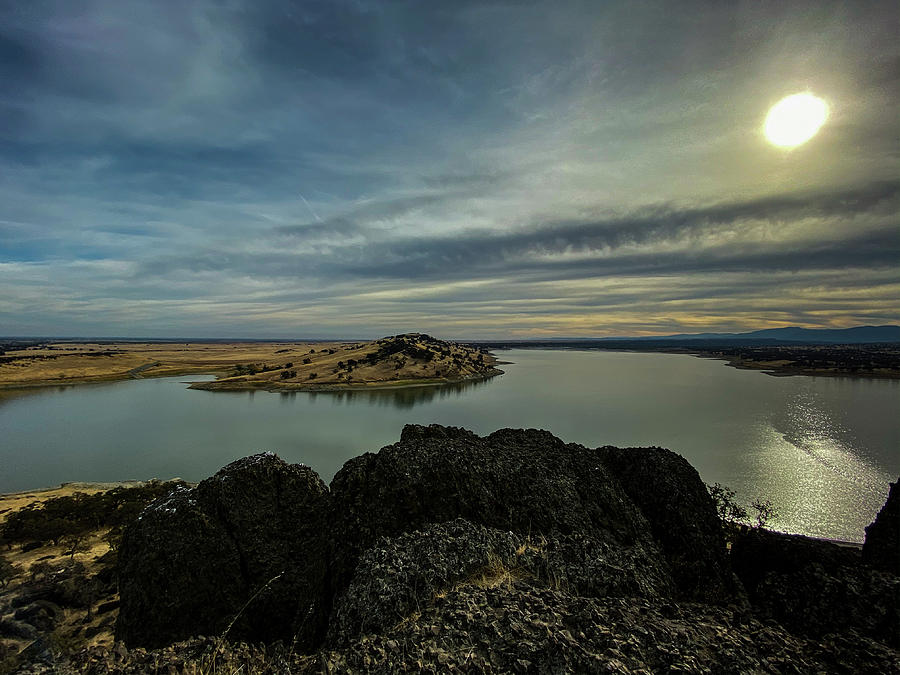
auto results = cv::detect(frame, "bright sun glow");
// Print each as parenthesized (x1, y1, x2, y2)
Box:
(763, 93, 829, 148)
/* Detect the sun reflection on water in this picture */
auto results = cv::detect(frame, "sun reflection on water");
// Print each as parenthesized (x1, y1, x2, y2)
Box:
(747, 387, 891, 542)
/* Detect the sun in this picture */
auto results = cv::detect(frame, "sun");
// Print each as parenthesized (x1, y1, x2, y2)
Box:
(763, 93, 829, 148)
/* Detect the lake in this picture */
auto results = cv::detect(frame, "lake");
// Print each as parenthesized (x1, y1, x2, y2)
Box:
(1, 349, 897, 543)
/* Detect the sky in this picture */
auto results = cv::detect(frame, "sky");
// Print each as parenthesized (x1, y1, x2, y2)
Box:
(1, 0, 898, 339)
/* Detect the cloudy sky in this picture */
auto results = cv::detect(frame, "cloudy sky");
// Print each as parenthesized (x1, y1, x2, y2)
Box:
(1, 1, 898, 338)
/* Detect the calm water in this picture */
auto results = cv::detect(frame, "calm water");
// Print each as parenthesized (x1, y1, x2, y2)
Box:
(1, 350, 897, 542)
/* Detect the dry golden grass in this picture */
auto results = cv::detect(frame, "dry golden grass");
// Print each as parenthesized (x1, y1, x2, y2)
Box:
(0, 341, 343, 388)
(1, 489, 119, 657)
(1, 481, 191, 661)
(0, 483, 144, 519)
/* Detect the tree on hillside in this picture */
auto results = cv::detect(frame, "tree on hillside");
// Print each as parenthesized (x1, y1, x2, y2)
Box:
(62, 532, 91, 560)
(0, 556, 17, 588)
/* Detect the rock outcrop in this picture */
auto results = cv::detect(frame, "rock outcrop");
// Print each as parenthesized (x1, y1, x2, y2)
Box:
(116, 453, 329, 649)
(109, 425, 900, 673)
(326, 426, 681, 608)
(864, 477, 900, 574)
(599, 445, 737, 603)
(79, 593, 900, 674)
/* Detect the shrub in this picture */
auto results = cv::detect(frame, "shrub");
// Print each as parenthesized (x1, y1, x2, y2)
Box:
(62, 533, 91, 560)
(0, 480, 187, 545)
(0, 556, 17, 588)
(707, 483, 748, 525)
(708, 483, 779, 532)
(750, 498, 779, 529)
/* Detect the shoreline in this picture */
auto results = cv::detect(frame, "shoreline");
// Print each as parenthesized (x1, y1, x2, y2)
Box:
(0, 367, 504, 396)
(0, 365, 228, 393)
(186, 367, 504, 393)
(0, 468, 870, 550)
(718, 356, 900, 379)
(0, 480, 195, 510)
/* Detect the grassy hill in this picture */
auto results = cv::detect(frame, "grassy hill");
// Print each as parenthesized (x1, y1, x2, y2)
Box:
(188, 333, 501, 392)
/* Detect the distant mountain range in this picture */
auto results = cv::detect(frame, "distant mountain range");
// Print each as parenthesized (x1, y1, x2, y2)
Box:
(519, 325, 900, 345)
(479, 325, 900, 346)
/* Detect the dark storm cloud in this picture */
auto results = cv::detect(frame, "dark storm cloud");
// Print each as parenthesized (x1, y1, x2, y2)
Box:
(1, 0, 898, 337)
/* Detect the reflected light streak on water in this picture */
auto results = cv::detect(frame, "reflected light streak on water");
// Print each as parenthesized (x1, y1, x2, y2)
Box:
(748, 387, 892, 541)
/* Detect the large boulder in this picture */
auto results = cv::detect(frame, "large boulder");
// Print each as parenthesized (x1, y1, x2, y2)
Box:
(864, 478, 900, 574)
(599, 445, 735, 603)
(326, 425, 672, 604)
(116, 453, 329, 649)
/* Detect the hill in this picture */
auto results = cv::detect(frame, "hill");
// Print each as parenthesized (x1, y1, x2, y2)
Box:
(188, 333, 502, 392)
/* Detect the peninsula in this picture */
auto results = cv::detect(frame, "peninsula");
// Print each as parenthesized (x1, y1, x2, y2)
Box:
(0, 334, 501, 393)
(188, 333, 502, 392)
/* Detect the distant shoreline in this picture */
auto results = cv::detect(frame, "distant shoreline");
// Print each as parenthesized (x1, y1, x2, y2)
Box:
(484, 343, 900, 380)
(3, 343, 898, 398)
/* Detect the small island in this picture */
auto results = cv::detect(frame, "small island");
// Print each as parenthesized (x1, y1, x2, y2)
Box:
(187, 333, 502, 392)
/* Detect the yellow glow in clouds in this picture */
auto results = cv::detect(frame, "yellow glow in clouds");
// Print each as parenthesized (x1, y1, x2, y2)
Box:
(764, 93, 829, 148)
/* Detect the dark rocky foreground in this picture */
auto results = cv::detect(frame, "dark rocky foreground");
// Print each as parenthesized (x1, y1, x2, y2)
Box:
(12, 426, 900, 673)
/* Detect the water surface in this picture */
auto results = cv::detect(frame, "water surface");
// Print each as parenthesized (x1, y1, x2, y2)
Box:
(1, 350, 897, 542)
